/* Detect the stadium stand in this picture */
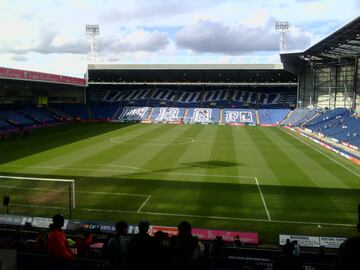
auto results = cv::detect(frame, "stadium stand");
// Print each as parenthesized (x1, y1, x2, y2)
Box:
(281, 108, 319, 126)
(223, 109, 257, 125)
(89, 104, 118, 120)
(114, 106, 151, 121)
(0, 118, 11, 129)
(87, 89, 109, 102)
(22, 105, 57, 123)
(102, 90, 124, 103)
(304, 110, 360, 148)
(87, 88, 297, 108)
(52, 104, 90, 120)
(0, 110, 35, 126)
(258, 109, 290, 126)
(122, 88, 151, 106)
(150, 107, 185, 122)
(149, 88, 177, 107)
(187, 108, 220, 124)
(229, 90, 257, 107)
(202, 88, 228, 107)
(306, 108, 351, 127)
(175, 90, 202, 107)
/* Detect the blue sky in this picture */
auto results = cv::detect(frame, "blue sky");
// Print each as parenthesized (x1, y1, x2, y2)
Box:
(0, 0, 359, 77)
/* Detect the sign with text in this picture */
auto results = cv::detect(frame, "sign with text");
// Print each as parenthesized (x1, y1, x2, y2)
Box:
(280, 234, 347, 248)
(0, 67, 86, 86)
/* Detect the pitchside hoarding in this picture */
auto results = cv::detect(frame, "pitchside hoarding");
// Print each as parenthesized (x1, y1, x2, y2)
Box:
(279, 234, 346, 248)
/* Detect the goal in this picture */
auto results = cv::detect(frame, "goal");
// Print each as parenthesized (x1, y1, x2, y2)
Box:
(0, 175, 75, 218)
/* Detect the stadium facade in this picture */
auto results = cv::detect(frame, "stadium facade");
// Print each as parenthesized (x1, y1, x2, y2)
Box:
(281, 16, 360, 111)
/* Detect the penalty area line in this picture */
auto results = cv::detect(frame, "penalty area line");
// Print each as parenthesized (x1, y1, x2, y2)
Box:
(0, 185, 148, 197)
(11, 204, 354, 228)
(0, 175, 74, 182)
(137, 195, 152, 212)
(254, 177, 271, 221)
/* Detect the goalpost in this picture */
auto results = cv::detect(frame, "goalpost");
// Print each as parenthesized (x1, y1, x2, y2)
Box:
(0, 175, 76, 218)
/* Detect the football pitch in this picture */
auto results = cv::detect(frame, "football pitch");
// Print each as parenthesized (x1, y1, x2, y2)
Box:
(0, 122, 359, 243)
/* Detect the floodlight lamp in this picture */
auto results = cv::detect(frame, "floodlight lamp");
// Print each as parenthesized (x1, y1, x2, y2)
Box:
(86, 25, 100, 35)
(275, 21, 289, 31)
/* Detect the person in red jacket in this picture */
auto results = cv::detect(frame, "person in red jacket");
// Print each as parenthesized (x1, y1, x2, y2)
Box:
(47, 214, 75, 270)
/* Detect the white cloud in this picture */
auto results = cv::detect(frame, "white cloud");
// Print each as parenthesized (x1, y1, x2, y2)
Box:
(0, 0, 358, 76)
(104, 30, 170, 53)
(175, 19, 311, 54)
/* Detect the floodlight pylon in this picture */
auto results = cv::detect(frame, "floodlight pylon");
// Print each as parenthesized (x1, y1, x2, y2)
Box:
(86, 25, 100, 62)
(275, 21, 289, 52)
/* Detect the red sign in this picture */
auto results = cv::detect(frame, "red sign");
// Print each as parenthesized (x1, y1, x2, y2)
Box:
(0, 67, 25, 79)
(0, 67, 86, 86)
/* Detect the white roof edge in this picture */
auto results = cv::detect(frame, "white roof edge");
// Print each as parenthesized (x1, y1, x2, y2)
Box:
(87, 63, 284, 70)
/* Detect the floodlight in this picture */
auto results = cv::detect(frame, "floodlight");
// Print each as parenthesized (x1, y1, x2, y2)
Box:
(86, 25, 100, 62)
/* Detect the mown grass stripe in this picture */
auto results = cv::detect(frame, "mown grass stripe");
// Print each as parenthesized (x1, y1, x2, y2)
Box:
(279, 127, 360, 180)
(266, 127, 351, 188)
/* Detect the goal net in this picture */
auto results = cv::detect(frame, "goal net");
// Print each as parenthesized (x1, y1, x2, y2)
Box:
(0, 175, 75, 218)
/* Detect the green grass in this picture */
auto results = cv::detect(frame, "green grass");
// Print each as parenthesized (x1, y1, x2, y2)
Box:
(0, 122, 360, 244)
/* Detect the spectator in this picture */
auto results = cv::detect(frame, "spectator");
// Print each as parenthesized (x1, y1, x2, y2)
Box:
(171, 221, 201, 270)
(292, 240, 300, 257)
(276, 239, 302, 270)
(105, 221, 128, 270)
(8, 228, 27, 251)
(47, 214, 75, 270)
(282, 239, 293, 257)
(127, 220, 154, 270)
(335, 235, 360, 270)
(213, 236, 224, 257)
(234, 235, 242, 248)
(153, 231, 172, 270)
(77, 231, 93, 258)
(33, 231, 47, 254)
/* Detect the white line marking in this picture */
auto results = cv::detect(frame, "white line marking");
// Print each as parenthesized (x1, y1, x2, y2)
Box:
(155, 171, 254, 179)
(80, 191, 148, 197)
(13, 204, 64, 210)
(281, 128, 360, 178)
(254, 177, 271, 221)
(0, 175, 74, 182)
(79, 164, 151, 173)
(137, 195, 151, 212)
(0, 165, 150, 175)
(0, 185, 148, 197)
(0, 164, 254, 180)
(110, 136, 195, 146)
(11, 203, 354, 227)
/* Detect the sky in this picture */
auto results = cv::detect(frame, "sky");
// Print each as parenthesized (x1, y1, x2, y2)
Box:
(0, 0, 359, 78)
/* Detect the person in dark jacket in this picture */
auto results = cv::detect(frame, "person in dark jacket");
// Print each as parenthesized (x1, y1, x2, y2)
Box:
(105, 221, 128, 270)
(335, 235, 360, 270)
(171, 221, 199, 270)
(127, 220, 154, 270)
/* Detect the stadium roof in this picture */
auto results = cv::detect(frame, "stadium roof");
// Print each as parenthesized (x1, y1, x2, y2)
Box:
(0, 67, 86, 87)
(87, 63, 297, 86)
(281, 16, 360, 67)
(88, 63, 284, 70)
